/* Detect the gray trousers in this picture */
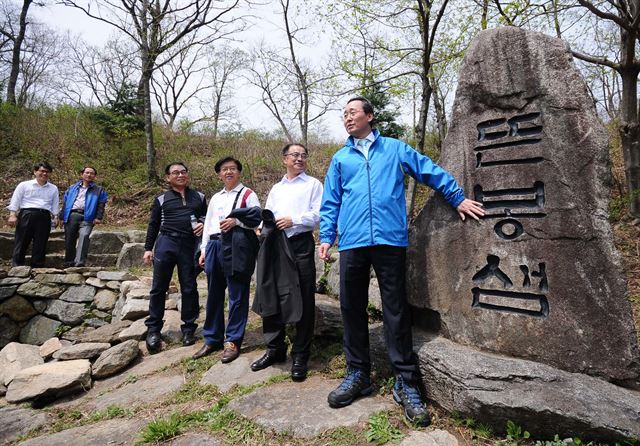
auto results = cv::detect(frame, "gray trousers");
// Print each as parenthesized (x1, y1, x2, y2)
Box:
(64, 212, 94, 265)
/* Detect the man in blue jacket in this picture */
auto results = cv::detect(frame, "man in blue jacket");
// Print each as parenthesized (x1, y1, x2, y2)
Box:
(59, 166, 108, 267)
(319, 97, 484, 426)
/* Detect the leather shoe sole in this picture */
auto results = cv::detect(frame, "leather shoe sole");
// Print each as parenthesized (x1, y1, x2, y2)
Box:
(192, 343, 222, 360)
(251, 351, 287, 372)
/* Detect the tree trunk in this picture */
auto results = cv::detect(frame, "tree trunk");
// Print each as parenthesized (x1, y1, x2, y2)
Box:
(6, 0, 33, 105)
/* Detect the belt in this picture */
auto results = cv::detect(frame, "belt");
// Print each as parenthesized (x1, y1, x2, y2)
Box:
(21, 208, 50, 213)
(160, 231, 195, 239)
(209, 233, 221, 241)
(71, 209, 84, 214)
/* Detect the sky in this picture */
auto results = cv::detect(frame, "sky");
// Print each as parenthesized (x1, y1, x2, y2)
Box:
(33, 1, 349, 142)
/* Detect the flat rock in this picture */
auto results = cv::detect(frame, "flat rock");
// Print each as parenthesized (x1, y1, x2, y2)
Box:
(8, 265, 31, 277)
(116, 242, 146, 269)
(106, 280, 121, 290)
(17, 418, 145, 446)
(160, 310, 183, 343)
(89, 231, 127, 254)
(119, 298, 150, 320)
(0, 342, 43, 385)
(6, 359, 92, 404)
(93, 289, 117, 311)
(44, 300, 88, 325)
(0, 294, 37, 321)
(53, 342, 111, 360)
(0, 406, 51, 445)
(34, 273, 84, 285)
(0, 284, 18, 300)
(0, 276, 30, 285)
(407, 26, 640, 386)
(84, 317, 109, 328)
(86, 373, 184, 411)
(65, 266, 102, 273)
(92, 339, 140, 378)
(39, 337, 66, 359)
(81, 320, 132, 343)
(201, 350, 291, 393)
(227, 376, 395, 437)
(417, 335, 640, 442)
(19, 315, 61, 345)
(85, 277, 106, 288)
(126, 229, 147, 243)
(118, 318, 148, 341)
(160, 432, 221, 446)
(59, 285, 96, 303)
(400, 430, 459, 446)
(17, 282, 64, 299)
(97, 271, 137, 281)
(125, 286, 151, 300)
(61, 325, 96, 342)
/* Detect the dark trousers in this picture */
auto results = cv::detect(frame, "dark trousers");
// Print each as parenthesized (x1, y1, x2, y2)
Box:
(339, 245, 420, 383)
(202, 239, 250, 347)
(12, 209, 51, 267)
(262, 231, 316, 358)
(64, 211, 94, 265)
(145, 233, 199, 335)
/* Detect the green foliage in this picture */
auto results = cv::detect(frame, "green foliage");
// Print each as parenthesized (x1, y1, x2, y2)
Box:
(505, 419, 530, 444)
(359, 78, 407, 139)
(365, 412, 403, 444)
(138, 413, 185, 444)
(319, 426, 364, 446)
(367, 303, 383, 321)
(533, 435, 584, 446)
(89, 405, 129, 422)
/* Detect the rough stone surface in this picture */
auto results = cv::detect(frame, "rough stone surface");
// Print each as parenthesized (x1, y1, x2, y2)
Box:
(89, 230, 127, 254)
(93, 289, 117, 311)
(39, 337, 65, 359)
(20, 315, 61, 345)
(91, 339, 140, 378)
(161, 432, 221, 446)
(201, 350, 291, 392)
(160, 310, 183, 343)
(97, 270, 138, 281)
(126, 229, 147, 243)
(116, 242, 146, 269)
(0, 284, 18, 300)
(8, 265, 31, 277)
(61, 325, 95, 342)
(0, 406, 51, 445)
(86, 373, 184, 411)
(119, 298, 150, 320)
(84, 317, 109, 328)
(53, 342, 111, 360)
(314, 295, 343, 339)
(1, 315, 21, 348)
(44, 299, 88, 325)
(399, 430, 459, 446)
(59, 285, 96, 303)
(17, 281, 64, 299)
(118, 318, 148, 341)
(6, 359, 92, 403)
(126, 286, 151, 300)
(407, 27, 640, 386)
(80, 319, 132, 344)
(106, 280, 121, 290)
(0, 294, 38, 321)
(0, 276, 30, 285)
(417, 335, 640, 442)
(32, 299, 48, 312)
(17, 418, 145, 446)
(0, 342, 43, 385)
(228, 376, 395, 437)
(34, 273, 85, 285)
(85, 277, 106, 288)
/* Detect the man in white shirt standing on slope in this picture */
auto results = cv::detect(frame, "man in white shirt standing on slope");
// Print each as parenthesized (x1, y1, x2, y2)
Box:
(7, 161, 59, 268)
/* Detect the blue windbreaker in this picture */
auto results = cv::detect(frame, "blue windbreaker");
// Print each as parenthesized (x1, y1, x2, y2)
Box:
(319, 130, 465, 251)
(61, 181, 108, 223)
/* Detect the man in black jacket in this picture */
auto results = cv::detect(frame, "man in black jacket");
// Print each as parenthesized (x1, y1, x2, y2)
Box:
(251, 143, 323, 381)
(143, 162, 206, 353)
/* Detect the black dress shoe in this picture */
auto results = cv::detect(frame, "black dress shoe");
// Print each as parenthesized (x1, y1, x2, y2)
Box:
(146, 332, 162, 353)
(182, 332, 197, 346)
(251, 350, 287, 372)
(192, 343, 222, 360)
(291, 355, 308, 382)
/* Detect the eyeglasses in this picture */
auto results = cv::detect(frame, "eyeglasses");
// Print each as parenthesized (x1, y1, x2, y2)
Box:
(169, 170, 188, 176)
(343, 110, 362, 120)
(285, 152, 309, 160)
(220, 167, 238, 173)
(36, 169, 51, 174)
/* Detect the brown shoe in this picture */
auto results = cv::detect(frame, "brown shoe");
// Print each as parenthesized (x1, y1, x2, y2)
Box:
(192, 342, 222, 360)
(221, 341, 240, 363)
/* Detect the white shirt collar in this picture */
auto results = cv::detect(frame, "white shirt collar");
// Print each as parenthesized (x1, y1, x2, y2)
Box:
(281, 171, 309, 184)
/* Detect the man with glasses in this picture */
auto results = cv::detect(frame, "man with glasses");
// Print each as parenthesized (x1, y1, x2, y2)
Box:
(7, 161, 59, 268)
(192, 157, 261, 363)
(59, 166, 108, 267)
(143, 162, 207, 353)
(319, 97, 485, 426)
(251, 143, 322, 381)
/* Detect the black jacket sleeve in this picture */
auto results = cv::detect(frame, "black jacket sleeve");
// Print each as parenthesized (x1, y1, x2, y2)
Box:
(144, 196, 162, 251)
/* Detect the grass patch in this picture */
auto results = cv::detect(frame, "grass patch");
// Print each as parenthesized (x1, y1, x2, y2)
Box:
(137, 413, 187, 444)
(365, 412, 403, 444)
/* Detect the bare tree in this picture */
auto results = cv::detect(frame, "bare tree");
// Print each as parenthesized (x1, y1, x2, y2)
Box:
(59, 0, 244, 182)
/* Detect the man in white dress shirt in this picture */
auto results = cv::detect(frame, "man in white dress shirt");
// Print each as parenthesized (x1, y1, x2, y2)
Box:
(192, 156, 261, 363)
(250, 143, 323, 381)
(7, 161, 59, 267)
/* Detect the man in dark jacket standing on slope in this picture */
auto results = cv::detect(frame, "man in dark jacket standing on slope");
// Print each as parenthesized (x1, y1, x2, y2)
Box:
(251, 143, 323, 381)
(319, 97, 485, 426)
(143, 162, 206, 353)
(59, 166, 108, 267)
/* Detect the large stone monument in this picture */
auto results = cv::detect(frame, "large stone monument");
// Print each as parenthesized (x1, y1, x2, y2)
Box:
(408, 27, 640, 439)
